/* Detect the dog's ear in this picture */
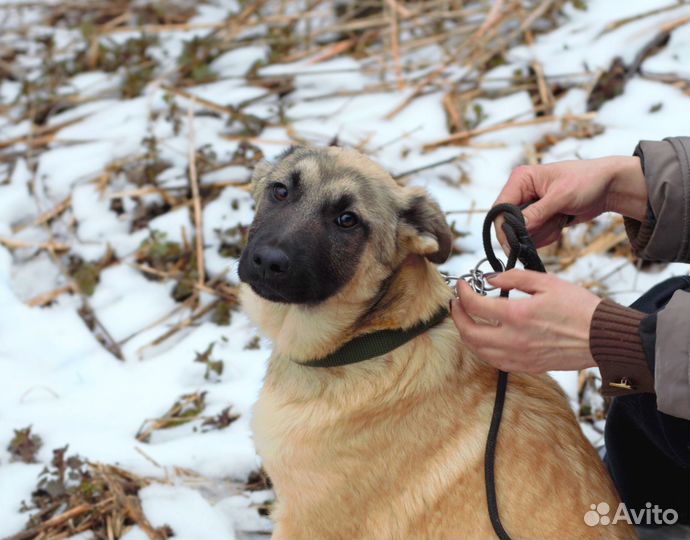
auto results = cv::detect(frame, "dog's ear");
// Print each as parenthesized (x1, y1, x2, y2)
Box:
(400, 189, 452, 264)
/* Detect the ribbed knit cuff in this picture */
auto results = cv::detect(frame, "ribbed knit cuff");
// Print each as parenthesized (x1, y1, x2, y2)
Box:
(624, 215, 654, 255)
(590, 299, 655, 397)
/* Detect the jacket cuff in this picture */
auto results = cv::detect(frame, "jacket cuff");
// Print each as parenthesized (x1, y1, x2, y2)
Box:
(625, 138, 690, 262)
(590, 299, 655, 397)
(623, 205, 654, 255)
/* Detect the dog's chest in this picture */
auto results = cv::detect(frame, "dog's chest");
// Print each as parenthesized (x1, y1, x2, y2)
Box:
(251, 387, 347, 473)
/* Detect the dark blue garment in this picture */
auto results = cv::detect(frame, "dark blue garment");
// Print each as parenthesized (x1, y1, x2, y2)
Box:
(604, 276, 690, 525)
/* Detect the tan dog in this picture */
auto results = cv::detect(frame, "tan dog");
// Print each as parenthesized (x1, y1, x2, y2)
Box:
(238, 147, 635, 539)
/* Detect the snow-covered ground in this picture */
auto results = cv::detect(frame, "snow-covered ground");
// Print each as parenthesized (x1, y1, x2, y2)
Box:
(0, 0, 688, 538)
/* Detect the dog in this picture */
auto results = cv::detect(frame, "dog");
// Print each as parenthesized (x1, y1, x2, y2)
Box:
(238, 146, 635, 539)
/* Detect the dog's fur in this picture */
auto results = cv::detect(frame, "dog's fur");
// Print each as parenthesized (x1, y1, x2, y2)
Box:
(238, 147, 635, 539)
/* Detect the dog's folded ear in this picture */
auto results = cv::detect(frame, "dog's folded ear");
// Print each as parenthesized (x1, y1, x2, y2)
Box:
(399, 189, 452, 264)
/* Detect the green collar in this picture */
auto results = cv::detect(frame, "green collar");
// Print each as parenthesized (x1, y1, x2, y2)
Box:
(296, 306, 449, 368)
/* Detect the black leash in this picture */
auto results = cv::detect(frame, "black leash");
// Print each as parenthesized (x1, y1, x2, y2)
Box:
(481, 203, 546, 540)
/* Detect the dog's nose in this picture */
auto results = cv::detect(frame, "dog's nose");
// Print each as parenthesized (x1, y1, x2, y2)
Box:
(252, 245, 290, 277)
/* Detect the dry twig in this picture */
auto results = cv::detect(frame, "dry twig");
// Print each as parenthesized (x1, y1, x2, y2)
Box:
(186, 103, 205, 290)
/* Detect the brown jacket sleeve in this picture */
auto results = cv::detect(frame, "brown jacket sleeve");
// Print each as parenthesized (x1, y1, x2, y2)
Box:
(624, 137, 690, 262)
(590, 300, 654, 397)
(590, 137, 690, 420)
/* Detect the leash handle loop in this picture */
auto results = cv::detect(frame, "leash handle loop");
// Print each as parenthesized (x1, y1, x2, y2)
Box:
(481, 203, 547, 540)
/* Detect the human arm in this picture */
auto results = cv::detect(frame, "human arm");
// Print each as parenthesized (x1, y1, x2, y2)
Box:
(452, 138, 690, 419)
(594, 137, 690, 419)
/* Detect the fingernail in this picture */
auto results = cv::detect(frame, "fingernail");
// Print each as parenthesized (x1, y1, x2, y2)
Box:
(484, 272, 499, 281)
(523, 216, 529, 226)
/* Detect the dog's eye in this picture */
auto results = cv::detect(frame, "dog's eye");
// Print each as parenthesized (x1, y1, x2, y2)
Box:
(335, 212, 358, 229)
(272, 183, 288, 201)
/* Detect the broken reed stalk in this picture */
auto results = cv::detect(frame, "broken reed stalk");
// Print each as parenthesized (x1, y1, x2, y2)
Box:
(531, 60, 554, 114)
(0, 115, 88, 150)
(559, 231, 630, 269)
(423, 112, 597, 150)
(7, 462, 165, 540)
(186, 103, 205, 290)
(475, 0, 504, 37)
(160, 84, 237, 119)
(445, 208, 491, 215)
(384, 0, 515, 120)
(384, 0, 404, 91)
(138, 299, 221, 355)
(12, 196, 71, 234)
(0, 236, 69, 253)
(26, 284, 75, 307)
(392, 154, 466, 179)
(598, 1, 689, 36)
(307, 38, 356, 65)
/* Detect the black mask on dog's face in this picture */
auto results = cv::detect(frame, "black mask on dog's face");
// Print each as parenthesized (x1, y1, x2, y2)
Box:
(238, 161, 370, 305)
(238, 147, 451, 305)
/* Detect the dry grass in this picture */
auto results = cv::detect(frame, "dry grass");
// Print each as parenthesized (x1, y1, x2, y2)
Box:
(0, 1, 685, 537)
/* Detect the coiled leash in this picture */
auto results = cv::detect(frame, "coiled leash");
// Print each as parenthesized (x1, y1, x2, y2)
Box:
(446, 203, 545, 540)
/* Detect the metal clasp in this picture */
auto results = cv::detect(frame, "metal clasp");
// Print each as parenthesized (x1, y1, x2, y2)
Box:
(443, 257, 505, 297)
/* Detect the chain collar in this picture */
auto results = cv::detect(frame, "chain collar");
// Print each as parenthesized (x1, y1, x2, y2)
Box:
(442, 257, 505, 296)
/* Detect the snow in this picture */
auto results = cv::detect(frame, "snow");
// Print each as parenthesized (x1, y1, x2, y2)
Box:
(0, 159, 37, 226)
(1, 1, 689, 539)
(72, 184, 130, 242)
(643, 23, 690, 77)
(147, 209, 191, 246)
(57, 98, 151, 156)
(140, 484, 237, 540)
(0, 463, 44, 535)
(508, 0, 689, 76)
(36, 142, 115, 201)
(210, 46, 269, 78)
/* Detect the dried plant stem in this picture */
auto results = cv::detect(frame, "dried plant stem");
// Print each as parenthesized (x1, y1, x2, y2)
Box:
(0, 115, 87, 150)
(140, 299, 220, 353)
(598, 1, 689, 36)
(0, 236, 69, 252)
(445, 208, 491, 215)
(560, 231, 629, 268)
(27, 285, 75, 307)
(531, 60, 554, 114)
(307, 38, 356, 64)
(423, 112, 597, 151)
(384, 0, 404, 90)
(12, 196, 71, 234)
(186, 104, 205, 289)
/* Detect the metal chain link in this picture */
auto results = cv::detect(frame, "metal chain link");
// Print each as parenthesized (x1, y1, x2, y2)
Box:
(442, 257, 505, 296)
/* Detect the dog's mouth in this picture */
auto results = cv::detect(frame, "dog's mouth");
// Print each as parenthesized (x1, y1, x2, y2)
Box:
(238, 230, 358, 306)
(247, 279, 294, 304)
(238, 255, 321, 305)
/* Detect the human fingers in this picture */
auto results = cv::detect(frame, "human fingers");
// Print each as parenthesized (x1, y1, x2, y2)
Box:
(449, 297, 504, 350)
(494, 166, 537, 251)
(455, 280, 511, 322)
(485, 269, 554, 295)
(494, 165, 538, 208)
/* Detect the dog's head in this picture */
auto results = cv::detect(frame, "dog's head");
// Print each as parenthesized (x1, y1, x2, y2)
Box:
(238, 146, 451, 305)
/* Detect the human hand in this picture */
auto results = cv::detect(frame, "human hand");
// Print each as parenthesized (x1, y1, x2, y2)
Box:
(494, 157, 647, 249)
(449, 269, 601, 373)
